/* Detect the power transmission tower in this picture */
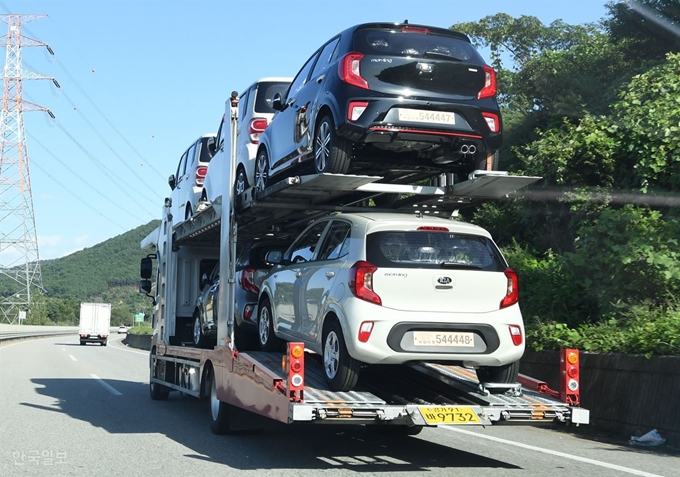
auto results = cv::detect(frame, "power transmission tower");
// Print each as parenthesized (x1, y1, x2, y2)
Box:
(0, 14, 56, 324)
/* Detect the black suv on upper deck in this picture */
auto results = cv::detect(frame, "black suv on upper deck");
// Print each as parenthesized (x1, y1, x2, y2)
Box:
(255, 22, 501, 190)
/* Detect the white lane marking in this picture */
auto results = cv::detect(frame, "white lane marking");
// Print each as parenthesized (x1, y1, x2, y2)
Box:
(68, 354, 77, 362)
(62, 347, 66, 351)
(90, 374, 122, 396)
(441, 427, 664, 477)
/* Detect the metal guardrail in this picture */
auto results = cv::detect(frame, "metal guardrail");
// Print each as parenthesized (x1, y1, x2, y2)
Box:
(0, 329, 78, 344)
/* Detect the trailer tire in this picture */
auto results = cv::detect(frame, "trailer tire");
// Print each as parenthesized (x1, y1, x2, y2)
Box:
(257, 298, 283, 351)
(208, 366, 232, 435)
(314, 114, 351, 174)
(149, 352, 170, 401)
(476, 360, 520, 384)
(80, 341, 85, 346)
(322, 320, 360, 391)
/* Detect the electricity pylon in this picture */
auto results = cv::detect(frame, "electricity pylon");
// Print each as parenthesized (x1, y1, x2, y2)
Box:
(0, 14, 56, 324)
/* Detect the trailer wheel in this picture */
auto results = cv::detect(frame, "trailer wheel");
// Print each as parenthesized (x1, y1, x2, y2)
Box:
(149, 352, 170, 401)
(80, 341, 85, 346)
(209, 366, 232, 435)
(254, 149, 269, 191)
(322, 320, 360, 391)
(476, 360, 520, 384)
(314, 114, 351, 174)
(257, 298, 283, 351)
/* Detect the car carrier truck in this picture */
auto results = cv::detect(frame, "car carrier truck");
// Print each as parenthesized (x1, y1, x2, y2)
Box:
(79, 302, 112, 346)
(138, 95, 590, 434)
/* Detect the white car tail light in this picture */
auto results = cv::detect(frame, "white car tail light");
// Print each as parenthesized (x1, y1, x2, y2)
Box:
(348, 260, 381, 305)
(249, 118, 268, 144)
(195, 166, 207, 186)
(500, 268, 519, 309)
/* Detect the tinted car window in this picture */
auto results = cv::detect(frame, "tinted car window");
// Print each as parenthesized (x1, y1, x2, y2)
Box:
(286, 221, 328, 263)
(254, 82, 292, 114)
(238, 87, 251, 123)
(353, 28, 484, 63)
(366, 231, 505, 271)
(317, 220, 351, 260)
(311, 38, 340, 78)
(288, 52, 319, 98)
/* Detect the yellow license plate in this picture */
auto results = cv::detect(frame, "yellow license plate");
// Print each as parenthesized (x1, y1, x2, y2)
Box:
(419, 406, 481, 425)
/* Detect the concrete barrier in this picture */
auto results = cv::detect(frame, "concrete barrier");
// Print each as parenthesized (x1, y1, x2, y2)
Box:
(123, 333, 152, 351)
(520, 350, 680, 443)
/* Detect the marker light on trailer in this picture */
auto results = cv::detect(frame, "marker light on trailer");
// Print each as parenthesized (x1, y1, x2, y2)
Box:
(560, 349, 580, 406)
(285, 342, 305, 402)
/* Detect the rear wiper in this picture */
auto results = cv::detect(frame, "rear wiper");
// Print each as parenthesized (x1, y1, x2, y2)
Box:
(424, 50, 464, 61)
(440, 262, 483, 269)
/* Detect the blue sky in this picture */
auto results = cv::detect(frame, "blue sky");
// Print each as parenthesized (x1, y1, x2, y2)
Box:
(0, 0, 611, 263)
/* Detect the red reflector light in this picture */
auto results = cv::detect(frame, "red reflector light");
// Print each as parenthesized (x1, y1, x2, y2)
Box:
(358, 321, 374, 342)
(417, 226, 449, 232)
(348, 101, 369, 121)
(500, 268, 519, 309)
(402, 26, 430, 34)
(478, 65, 497, 99)
(339, 52, 369, 89)
(508, 325, 523, 346)
(481, 112, 500, 133)
(349, 260, 381, 305)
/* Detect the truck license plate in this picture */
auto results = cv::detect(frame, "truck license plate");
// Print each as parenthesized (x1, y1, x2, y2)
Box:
(419, 406, 481, 425)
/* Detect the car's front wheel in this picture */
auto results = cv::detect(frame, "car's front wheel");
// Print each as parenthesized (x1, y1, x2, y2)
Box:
(476, 360, 520, 384)
(254, 149, 269, 191)
(322, 320, 360, 391)
(314, 115, 351, 174)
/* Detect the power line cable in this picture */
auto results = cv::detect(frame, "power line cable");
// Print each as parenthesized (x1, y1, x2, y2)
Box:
(27, 131, 156, 224)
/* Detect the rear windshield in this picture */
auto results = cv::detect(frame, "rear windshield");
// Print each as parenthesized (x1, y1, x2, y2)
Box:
(254, 81, 291, 114)
(365, 230, 506, 271)
(353, 28, 484, 63)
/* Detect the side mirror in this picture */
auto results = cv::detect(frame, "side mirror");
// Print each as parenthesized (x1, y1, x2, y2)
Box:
(139, 279, 152, 294)
(140, 256, 154, 279)
(139, 279, 156, 305)
(168, 174, 177, 190)
(272, 93, 283, 111)
(265, 250, 284, 265)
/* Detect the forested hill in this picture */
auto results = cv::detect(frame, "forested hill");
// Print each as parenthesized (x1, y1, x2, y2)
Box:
(41, 220, 160, 299)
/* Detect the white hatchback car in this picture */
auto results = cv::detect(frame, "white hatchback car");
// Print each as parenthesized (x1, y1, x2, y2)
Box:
(168, 134, 216, 224)
(202, 77, 292, 203)
(257, 212, 525, 392)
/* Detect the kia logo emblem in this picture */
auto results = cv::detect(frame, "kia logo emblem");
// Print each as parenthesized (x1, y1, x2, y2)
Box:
(437, 276, 452, 285)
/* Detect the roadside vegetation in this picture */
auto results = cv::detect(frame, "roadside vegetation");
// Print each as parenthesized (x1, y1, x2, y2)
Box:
(454, 0, 680, 354)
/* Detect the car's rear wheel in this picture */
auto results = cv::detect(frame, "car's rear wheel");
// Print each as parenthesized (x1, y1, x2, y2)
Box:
(254, 149, 269, 191)
(322, 320, 360, 391)
(314, 115, 351, 174)
(476, 360, 520, 384)
(235, 166, 248, 196)
(257, 298, 283, 351)
(193, 313, 205, 348)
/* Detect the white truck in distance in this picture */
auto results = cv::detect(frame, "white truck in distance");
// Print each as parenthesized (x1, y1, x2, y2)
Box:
(78, 302, 112, 346)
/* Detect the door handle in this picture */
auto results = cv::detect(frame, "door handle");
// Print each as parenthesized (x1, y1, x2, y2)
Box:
(316, 75, 326, 83)
(325, 271, 335, 279)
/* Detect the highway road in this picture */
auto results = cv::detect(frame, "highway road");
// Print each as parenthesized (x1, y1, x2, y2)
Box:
(1, 334, 677, 477)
